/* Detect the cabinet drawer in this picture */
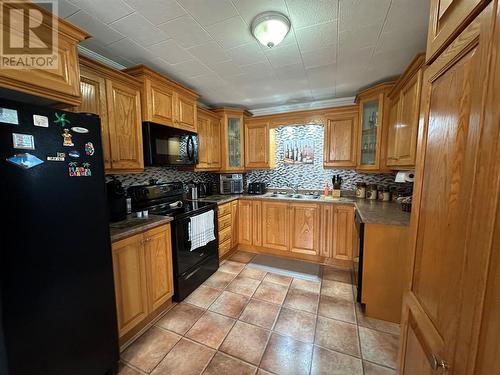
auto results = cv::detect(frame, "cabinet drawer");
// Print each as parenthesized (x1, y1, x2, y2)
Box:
(218, 214, 232, 230)
(219, 239, 231, 257)
(218, 203, 232, 217)
(219, 226, 232, 244)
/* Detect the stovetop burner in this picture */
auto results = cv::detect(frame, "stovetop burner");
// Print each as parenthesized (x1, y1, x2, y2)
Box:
(149, 200, 216, 217)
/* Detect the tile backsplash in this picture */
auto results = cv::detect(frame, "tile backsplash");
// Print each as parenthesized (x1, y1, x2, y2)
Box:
(246, 125, 413, 193)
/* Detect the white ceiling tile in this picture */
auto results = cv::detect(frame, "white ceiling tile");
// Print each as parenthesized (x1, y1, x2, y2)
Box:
(67, 0, 134, 24)
(124, 0, 186, 25)
(158, 15, 213, 48)
(295, 21, 338, 52)
(302, 45, 336, 69)
(285, 0, 338, 28)
(110, 13, 169, 46)
(306, 63, 335, 89)
(168, 59, 212, 78)
(311, 87, 335, 100)
(339, 0, 391, 32)
(226, 42, 267, 66)
(265, 43, 301, 68)
(338, 25, 380, 50)
(148, 40, 194, 64)
(233, 0, 289, 25)
(206, 16, 254, 49)
(210, 60, 243, 77)
(192, 73, 229, 90)
(337, 45, 373, 65)
(238, 61, 275, 77)
(35, 0, 79, 18)
(374, 28, 426, 55)
(384, 0, 430, 34)
(273, 62, 307, 81)
(80, 38, 134, 67)
(177, 0, 238, 26)
(67, 11, 124, 45)
(187, 42, 231, 67)
(107, 37, 156, 64)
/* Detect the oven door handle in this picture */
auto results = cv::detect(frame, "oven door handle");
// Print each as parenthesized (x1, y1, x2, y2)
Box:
(187, 136, 195, 161)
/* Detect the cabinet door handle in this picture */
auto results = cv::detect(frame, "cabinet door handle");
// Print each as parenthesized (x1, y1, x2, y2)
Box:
(430, 354, 449, 374)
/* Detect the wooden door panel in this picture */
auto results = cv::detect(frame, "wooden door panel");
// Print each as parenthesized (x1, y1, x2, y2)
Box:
(324, 115, 358, 167)
(211, 118, 222, 168)
(231, 201, 238, 248)
(238, 200, 253, 245)
(252, 202, 262, 247)
(196, 117, 210, 169)
(333, 206, 354, 261)
(245, 121, 269, 168)
(290, 204, 319, 255)
(262, 201, 289, 251)
(403, 321, 435, 375)
(319, 205, 334, 258)
(386, 98, 400, 166)
(151, 85, 174, 124)
(177, 95, 196, 131)
(396, 73, 421, 165)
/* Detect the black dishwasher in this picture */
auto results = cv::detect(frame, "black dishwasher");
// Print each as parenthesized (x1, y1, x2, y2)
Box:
(353, 210, 365, 303)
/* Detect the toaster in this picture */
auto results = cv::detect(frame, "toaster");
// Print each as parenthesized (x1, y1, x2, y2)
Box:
(248, 182, 267, 195)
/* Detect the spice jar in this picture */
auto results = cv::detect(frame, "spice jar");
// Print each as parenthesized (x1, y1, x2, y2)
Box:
(378, 185, 385, 200)
(382, 186, 391, 201)
(367, 184, 378, 200)
(355, 182, 366, 199)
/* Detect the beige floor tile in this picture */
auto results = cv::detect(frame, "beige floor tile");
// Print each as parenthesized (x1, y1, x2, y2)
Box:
(226, 275, 262, 297)
(356, 305, 400, 336)
(283, 287, 320, 314)
(117, 363, 142, 375)
(321, 279, 354, 301)
(186, 311, 235, 349)
(274, 307, 317, 343)
(204, 271, 237, 290)
(184, 285, 222, 309)
(239, 299, 281, 329)
(260, 333, 313, 375)
(121, 326, 180, 373)
(253, 281, 289, 305)
(156, 303, 205, 335)
(359, 327, 399, 369)
(315, 316, 360, 357)
(311, 345, 363, 375)
(256, 369, 273, 375)
(318, 294, 356, 324)
(209, 291, 249, 318)
(322, 266, 352, 284)
(240, 267, 267, 281)
(218, 260, 246, 274)
(203, 352, 257, 375)
(229, 251, 256, 264)
(363, 361, 397, 375)
(151, 338, 215, 375)
(220, 321, 271, 365)
(263, 273, 293, 286)
(290, 278, 321, 294)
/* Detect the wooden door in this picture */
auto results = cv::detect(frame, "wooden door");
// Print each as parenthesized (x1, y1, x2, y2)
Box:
(262, 201, 289, 251)
(112, 233, 148, 338)
(231, 201, 238, 248)
(238, 200, 253, 245)
(144, 225, 173, 312)
(150, 83, 175, 125)
(211, 118, 222, 169)
(289, 203, 320, 255)
(332, 205, 354, 261)
(245, 120, 270, 169)
(399, 5, 495, 373)
(75, 67, 111, 170)
(323, 112, 358, 168)
(386, 97, 400, 166)
(196, 116, 211, 169)
(426, 0, 489, 62)
(319, 204, 334, 258)
(176, 94, 196, 132)
(394, 72, 422, 166)
(106, 78, 144, 171)
(252, 201, 262, 247)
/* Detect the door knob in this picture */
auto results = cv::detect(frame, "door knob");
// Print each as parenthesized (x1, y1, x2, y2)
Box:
(430, 354, 449, 373)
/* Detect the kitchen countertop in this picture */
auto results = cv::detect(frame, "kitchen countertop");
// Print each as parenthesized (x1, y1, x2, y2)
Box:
(195, 193, 411, 226)
(109, 214, 173, 242)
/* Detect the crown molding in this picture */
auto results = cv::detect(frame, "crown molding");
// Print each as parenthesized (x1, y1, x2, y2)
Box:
(78, 46, 127, 71)
(249, 97, 356, 116)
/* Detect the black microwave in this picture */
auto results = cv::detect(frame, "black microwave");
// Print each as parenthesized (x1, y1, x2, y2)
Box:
(143, 122, 198, 166)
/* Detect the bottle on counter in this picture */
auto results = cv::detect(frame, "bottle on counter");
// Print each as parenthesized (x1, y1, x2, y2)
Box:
(367, 184, 378, 200)
(356, 182, 366, 199)
(323, 183, 330, 197)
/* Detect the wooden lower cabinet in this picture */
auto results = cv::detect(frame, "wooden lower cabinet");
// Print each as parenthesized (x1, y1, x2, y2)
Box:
(231, 201, 238, 248)
(332, 205, 355, 261)
(217, 201, 238, 258)
(111, 223, 173, 344)
(289, 203, 320, 256)
(238, 200, 261, 246)
(262, 201, 289, 251)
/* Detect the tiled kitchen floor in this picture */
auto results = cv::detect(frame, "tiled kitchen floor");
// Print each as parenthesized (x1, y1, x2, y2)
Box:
(118, 251, 399, 375)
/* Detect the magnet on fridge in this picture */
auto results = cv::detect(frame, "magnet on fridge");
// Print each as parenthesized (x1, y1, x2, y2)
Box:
(47, 152, 65, 161)
(68, 162, 91, 177)
(68, 150, 80, 158)
(12, 133, 35, 150)
(71, 126, 89, 134)
(33, 115, 49, 128)
(54, 113, 70, 127)
(7, 153, 44, 169)
(85, 142, 95, 156)
(62, 129, 74, 147)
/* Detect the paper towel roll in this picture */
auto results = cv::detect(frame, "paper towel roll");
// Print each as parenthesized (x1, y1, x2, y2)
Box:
(395, 171, 415, 183)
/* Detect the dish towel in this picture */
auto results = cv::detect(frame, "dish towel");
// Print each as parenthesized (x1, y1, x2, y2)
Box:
(189, 209, 215, 251)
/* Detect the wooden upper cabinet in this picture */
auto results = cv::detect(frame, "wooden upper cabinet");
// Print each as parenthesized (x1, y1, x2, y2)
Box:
(215, 108, 248, 172)
(244, 119, 276, 169)
(0, 3, 88, 106)
(332, 205, 354, 261)
(386, 54, 425, 169)
(196, 108, 221, 171)
(78, 56, 143, 174)
(426, 0, 489, 62)
(262, 201, 289, 251)
(323, 106, 359, 168)
(356, 82, 394, 172)
(123, 65, 199, 132)
(289, 203, 320, 256)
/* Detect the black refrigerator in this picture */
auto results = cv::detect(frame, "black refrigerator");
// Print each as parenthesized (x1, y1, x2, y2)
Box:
(0, 99, 119, 375)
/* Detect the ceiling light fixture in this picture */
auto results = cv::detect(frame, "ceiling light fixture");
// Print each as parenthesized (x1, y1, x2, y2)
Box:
(251, 11, 291, 48)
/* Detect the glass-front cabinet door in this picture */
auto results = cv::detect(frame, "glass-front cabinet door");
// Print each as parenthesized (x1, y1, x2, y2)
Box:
(360, 99, 380, 167)
(214, 108, 246, 172)
(227, 117, 242, 168)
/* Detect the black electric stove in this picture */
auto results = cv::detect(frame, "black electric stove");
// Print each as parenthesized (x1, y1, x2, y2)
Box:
(127, 182, 219, 301)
